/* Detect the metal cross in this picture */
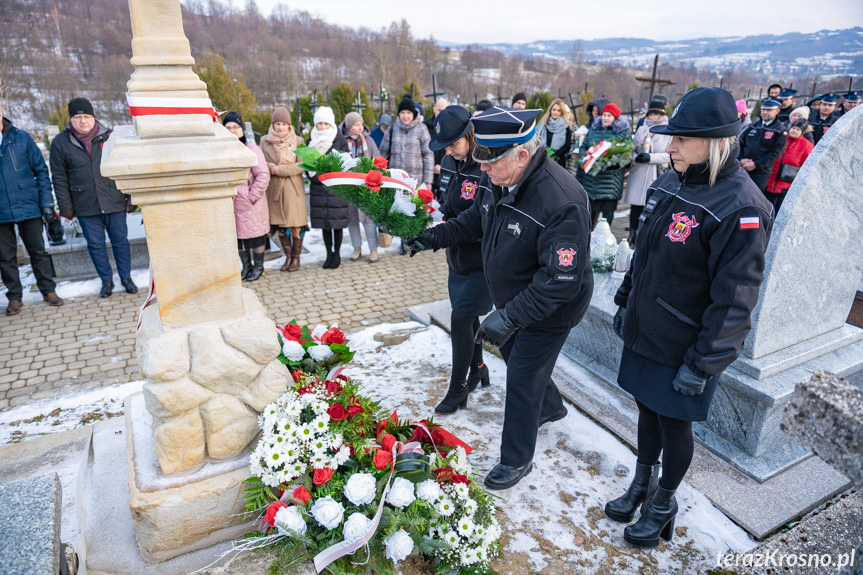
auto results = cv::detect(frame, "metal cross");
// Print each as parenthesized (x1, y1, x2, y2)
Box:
(373, 82, 389, 114)
(351, 90, 367, 113)
(310, 89, 320, 114)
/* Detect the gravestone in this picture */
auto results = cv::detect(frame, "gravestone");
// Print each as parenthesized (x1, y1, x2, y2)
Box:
(562, 106, 863, 480)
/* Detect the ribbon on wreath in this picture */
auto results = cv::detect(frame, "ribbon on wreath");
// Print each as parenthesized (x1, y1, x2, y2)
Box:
(126, 93, 219, 121)
(582, 140, 612, 173)
(318, 171, 416, 194)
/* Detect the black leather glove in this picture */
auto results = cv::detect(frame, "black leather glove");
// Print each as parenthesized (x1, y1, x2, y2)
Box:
(672, 364, 708, 396)
(613, 307, 626, 340)
(634, 152, 651, 163)
(474, 309, 518, 348)
(42, 206, 56, 222)
(405, 229, 435, 257)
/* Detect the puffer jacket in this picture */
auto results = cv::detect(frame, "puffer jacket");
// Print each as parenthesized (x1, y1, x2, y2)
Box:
(233, 142, 270, 239)
(308, 139, 350, 230)
(379, 115, 434, 184)
(615, 145, 774, 376)
(765, 135, 814, 195)
(579, 116, 632, 201)
(0, 118, 54, 224)
(50, 121, 126, 217)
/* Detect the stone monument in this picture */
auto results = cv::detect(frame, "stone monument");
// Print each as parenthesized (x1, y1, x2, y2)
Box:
(100, 0, 291, 561)
(562, 106, 863, 481)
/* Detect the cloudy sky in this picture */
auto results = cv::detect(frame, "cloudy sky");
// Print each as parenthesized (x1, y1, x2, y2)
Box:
(230, 0, 863, 43)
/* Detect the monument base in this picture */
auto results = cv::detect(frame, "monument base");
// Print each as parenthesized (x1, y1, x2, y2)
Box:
(125, 393, 255, 562)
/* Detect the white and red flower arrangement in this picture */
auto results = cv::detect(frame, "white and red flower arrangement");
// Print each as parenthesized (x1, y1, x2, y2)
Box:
(239, 365, 502, 574)
(277, 321, 355, 377)
(295, 146, 441, 238)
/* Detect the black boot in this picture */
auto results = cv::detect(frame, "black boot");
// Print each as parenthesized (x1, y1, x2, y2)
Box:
(624, 485, 678, 548)
(604, 461, 660, 523)
(323, 250, 334, 269)
(435, 378, 469, 414)
(239, 250, 252, 279)
(245, 252, 265, 282)
(466, 362, 490, 392)
(100, 281, 114, 298)
(330, 250, 341, 269)
(627, 228, 637, 247)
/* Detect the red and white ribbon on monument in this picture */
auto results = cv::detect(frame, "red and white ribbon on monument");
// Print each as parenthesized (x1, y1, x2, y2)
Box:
(135, 268, 156, 331)
(126, 93, 219, 121)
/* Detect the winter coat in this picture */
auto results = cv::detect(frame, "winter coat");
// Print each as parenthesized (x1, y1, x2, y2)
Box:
(766, 135, 814, 195)
(579, 116, 631, 201)
(379, 115, 434, 184)
(261, 134, 307, 228)
(50, 121, 126, 217)
(537, 122, 573, 168)
(428, 149, 594, 332)
(233, 142, 270, 239)
(307, 140, 350, 230)
(615, 144, 774, 377)
(810, 113, 837, 145)
(438, 154, 484, 274)
(738, 119, 788, 176)
(0, 118, 54, 224)
(623, 120, 671, 206)
(333, 123, 380, 226)
(370, 125, 386, 149)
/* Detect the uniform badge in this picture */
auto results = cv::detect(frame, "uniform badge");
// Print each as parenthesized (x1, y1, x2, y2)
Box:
(739, 216, 760, 229)
(665, 212, 699, 244)
(435, 123, 441, 134)
(507, 221, 521, 238)
(764, 131, 774, 140)
(460, 180, 478, 200)
(557, 248, 576, 267)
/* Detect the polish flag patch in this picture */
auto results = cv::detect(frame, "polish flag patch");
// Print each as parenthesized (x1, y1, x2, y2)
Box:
(740, 217, 760, 229)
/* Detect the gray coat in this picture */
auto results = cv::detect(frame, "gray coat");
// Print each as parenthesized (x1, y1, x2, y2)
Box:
(379, 115, 434, 184)
(623, 120, 672, 207)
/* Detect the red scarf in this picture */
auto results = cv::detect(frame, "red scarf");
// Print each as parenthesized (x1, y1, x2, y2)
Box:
(71, 123, 99, 157)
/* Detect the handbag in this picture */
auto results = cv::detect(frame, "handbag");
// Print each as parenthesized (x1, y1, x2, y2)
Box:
(779, 164, 799, 183)
(378, 230, 393, 248)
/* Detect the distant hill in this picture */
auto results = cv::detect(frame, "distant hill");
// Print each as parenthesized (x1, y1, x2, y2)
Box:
(444, 28, 863, 77)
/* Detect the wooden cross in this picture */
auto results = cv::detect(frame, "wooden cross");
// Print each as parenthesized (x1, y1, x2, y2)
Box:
(635, 54, 675, 101)
(621, 98, 642, 124)
(424, 74, 446, 102)
(351, 90, 367, 113)
(567, 92, 584, 110)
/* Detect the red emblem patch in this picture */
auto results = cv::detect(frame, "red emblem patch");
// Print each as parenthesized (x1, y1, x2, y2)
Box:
(764, 131, 774, 140)
(460, 180, 478, 200)
(557, 248, 576, 267)
(665, 212, 699, 244)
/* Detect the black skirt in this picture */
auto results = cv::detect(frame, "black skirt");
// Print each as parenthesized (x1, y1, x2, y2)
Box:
(237, 235, 268, 251)
(448, 269, 493, 317)
(617, 347, 719, 422)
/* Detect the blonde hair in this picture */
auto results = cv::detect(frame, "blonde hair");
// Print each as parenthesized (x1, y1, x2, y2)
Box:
(706, 137, 738, 187)
(540, 98, 573, 130)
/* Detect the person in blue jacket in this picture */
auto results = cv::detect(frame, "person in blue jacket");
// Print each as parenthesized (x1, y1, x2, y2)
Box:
(0, 115, 64, 315)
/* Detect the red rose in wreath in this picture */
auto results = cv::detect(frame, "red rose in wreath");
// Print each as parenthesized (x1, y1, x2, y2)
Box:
(373, 156, 388, 170)
(434, 467, 455, 483)
(327, 402, 349, 421)
(325, 379, 344, 395)
(263, 500, 288, 529)
(365, 170, 384, 192)
(373, 449, 393, 470)
(321, 327, 346, 345)
(417, 188, 434, 204)
(292, 485, 312, 503)
(380, 433, 397, 452)
(313, 467, 334, 486)
(279, 323, 306, 342)
(346, 402, 364, 416)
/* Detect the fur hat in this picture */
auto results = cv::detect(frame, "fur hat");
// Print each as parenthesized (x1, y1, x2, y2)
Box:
(271, 106, 291, 125)
(602, 103, 621, 119)
(344, 112, 363, 130)
(314, 106, 335, 127)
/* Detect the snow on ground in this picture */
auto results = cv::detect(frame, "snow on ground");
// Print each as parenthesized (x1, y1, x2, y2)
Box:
(2, 322, 755, 573)
(0, 380, 144, 444)
(2, 265, 151, 304)
(264, 228, 406, 270)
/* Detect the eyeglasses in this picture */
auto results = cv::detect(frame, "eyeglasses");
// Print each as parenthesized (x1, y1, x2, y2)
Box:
(472, 139, 517, 164)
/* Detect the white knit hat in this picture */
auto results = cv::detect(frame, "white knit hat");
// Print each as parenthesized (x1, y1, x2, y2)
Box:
(314, 106, 335, 127)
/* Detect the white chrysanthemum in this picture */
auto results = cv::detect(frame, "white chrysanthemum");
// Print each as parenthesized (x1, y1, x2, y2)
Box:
(308, 344, 334, 361)
(441, 529, 460, 548)
(297, 423, 315, 441)
(456, 518, 474, 537)
(450, 446, 471, 475)
(473, 524, 485, 539)
(436, 497, 456, 517)
(459, 548, 478, 565)
(464, 498, 477, 515)
(453, 483, 470, 499)
(281, 339, 306, 361)
(416, 479, 441, 502)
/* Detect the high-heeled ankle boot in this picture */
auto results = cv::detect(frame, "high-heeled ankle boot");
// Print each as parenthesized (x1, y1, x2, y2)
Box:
(239, 250, 252, 280)
(245, 252, 265, 282)
(624, 485, 678, 548)
(466, 362, 490, 392)
(435, 378, 469, 414)
(604, 461, 660, 522)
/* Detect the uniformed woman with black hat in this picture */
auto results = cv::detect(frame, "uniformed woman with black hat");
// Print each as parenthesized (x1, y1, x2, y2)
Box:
(428, 105, 492, 413)
(606, 87, 774, 548)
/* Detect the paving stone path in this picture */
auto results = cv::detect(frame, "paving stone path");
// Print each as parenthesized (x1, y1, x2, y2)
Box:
(0, 249, 450, 410)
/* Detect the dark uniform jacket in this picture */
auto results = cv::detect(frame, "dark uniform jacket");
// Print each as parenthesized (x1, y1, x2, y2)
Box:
(776, 107, 793, 125)
(428, 149, 594, 331)
(810, 113, 837, 145)
(0, 118, 54, 224)
(438, 154, 484, 274)
(615, 149, 774, 377)
(50, 122, 126, 217)
(738, 118, 787, 184)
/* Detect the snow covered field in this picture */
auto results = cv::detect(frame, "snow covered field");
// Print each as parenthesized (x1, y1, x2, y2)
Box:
(0, 322, 755, 573)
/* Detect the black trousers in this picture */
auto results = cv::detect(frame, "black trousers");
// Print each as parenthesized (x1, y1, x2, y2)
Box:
(0, 218, 56, 301)
(498, 328, 568, 467)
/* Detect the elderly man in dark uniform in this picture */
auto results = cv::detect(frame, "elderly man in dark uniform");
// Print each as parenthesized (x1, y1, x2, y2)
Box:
(738, 98, 787, 192)
(811, 93, 839, 145)
(407, 107, 594, 489)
